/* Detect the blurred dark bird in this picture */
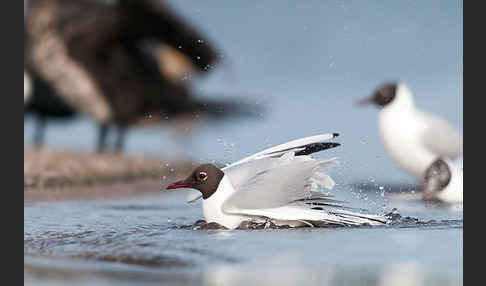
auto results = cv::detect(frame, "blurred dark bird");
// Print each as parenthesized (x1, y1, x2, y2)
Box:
(24, 68, 76, 147)
(24, 0, 262, 153)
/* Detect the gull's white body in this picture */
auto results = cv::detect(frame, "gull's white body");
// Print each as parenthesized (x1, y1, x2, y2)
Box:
(378, 84, 463, 178)
(194, 134, 388, 229)
(202, 176, 242, 229)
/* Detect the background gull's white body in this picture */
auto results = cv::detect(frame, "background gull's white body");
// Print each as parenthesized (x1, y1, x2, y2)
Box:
(378, 84, 462, 178)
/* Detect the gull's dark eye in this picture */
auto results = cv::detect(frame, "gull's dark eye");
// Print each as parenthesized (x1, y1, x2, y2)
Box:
(197, 171, 208, 182)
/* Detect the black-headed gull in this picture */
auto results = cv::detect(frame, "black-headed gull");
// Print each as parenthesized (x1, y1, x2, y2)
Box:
(358, 82, 463, 178)
(420, 156, 463, 204)
(167, 133, 389, 229)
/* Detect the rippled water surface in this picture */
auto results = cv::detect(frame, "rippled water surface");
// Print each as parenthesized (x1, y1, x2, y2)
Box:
(24, 186, 462, 286)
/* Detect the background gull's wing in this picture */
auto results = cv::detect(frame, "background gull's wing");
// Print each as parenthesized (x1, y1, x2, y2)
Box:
(419, 111, 463, 158)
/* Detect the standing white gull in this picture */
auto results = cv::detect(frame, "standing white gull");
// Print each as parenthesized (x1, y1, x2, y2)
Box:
(358, 82, 463, 178)
(167, 133, 389, 229)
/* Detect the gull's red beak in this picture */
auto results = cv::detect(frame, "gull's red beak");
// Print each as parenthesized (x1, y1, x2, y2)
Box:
(166, 180, 194, 190)
(355, 96, 373, 107)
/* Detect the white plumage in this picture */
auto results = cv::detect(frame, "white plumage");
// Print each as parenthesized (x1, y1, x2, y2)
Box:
(186, 133, 389, 229)
(378, 83, 462, 178)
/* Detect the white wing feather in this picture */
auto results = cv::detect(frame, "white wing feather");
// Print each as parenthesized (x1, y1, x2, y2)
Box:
(223, 133, 337, 170)
(222, 154, 339, 210)
(187, 133, 339, 204)
(419, 111, 463, 158)
(228, 205, 388, 226)
(221, 152, 388, 226)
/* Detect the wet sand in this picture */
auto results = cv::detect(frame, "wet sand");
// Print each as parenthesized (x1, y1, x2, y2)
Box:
(24, 148, 195, 203)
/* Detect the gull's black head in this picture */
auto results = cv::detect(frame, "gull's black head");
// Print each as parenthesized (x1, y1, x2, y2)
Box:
(357, 82, 398, 108)
(420, 159, 451, 200)
(166, 164, 224, 199)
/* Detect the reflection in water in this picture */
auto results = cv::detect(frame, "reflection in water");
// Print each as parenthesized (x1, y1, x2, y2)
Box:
(378, 263, 424, 286)
(203, 256, 459, 286)
(203, 254, 336, 286)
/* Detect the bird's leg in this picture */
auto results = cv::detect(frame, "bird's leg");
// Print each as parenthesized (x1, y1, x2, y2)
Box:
(96, 123, 109, 153)
(114, 125, 127, 153)
(33, 115, 46, 148)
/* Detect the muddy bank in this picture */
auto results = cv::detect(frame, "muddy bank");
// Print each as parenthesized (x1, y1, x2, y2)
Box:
(24, 148, 196, 202)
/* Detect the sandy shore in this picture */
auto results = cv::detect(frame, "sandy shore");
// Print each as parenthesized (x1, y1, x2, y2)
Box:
(24, 148, 196, 202)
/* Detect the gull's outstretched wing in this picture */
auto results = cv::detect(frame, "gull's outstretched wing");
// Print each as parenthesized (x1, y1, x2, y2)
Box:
(223, 133, 340, 170)
(186, 133, 340, 203)
(223, 154, 339, 210)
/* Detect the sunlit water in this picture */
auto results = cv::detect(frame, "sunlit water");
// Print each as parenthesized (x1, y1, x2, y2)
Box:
(24, 186, 462, 286)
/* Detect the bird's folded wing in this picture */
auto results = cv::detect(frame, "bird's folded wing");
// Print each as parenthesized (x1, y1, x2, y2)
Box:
(222, 156, 340, 211)
(420, 112, 463, 158)
(224, 205, 389, 226)
(223, 133, 339, 170)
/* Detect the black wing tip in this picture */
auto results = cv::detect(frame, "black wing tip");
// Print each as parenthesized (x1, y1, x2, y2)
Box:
(295, 142, 341, 156)
(329, 142, 341, 148)
(333, 133, 339, 138)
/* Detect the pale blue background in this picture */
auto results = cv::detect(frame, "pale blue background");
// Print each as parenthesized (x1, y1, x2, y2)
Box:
(24, 0, 463, 184)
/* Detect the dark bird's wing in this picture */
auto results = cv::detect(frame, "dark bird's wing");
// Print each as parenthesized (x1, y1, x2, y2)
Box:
(118, 0, 220, 73)
(191, 95, 265, 120)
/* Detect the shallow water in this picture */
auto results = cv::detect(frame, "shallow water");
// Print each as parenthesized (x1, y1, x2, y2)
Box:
(24, 185, 462, 286)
